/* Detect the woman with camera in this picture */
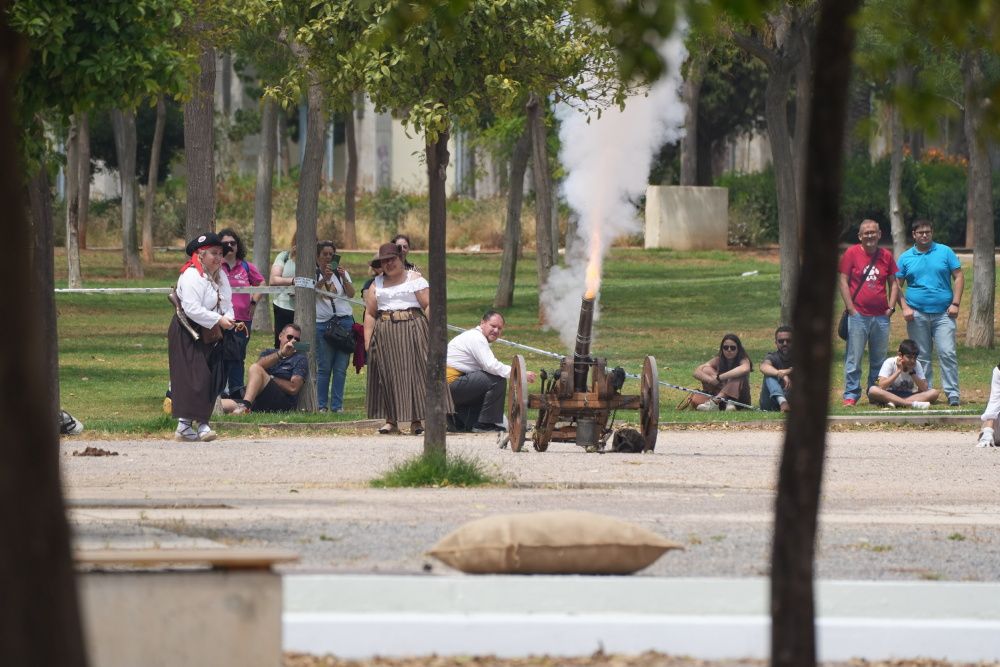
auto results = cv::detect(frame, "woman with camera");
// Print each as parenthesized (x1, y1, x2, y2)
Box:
(219, 228, 265, 400)
(168, 232, 237, 441)
(316, 241, 355, 412)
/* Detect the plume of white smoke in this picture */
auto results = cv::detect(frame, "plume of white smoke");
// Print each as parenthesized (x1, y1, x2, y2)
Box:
(540, 32, 689, 350)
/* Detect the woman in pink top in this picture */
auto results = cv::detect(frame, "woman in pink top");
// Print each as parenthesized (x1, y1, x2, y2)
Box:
(219, 228, 265, 399)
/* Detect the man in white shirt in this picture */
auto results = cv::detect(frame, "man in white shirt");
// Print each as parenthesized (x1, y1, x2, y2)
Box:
(446, 310, 536, 432)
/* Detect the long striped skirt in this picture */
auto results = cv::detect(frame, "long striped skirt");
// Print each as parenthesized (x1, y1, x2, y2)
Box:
(366, 311, 453, 422)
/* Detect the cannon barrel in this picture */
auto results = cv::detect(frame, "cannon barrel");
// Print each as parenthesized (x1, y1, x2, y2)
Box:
(573, 296, 595, 392)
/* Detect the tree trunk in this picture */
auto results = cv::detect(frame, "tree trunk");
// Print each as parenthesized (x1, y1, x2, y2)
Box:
(680, 52, 707, 186)
(792, 30, 813, 223)
(344, 99, 359, 249)
(278, 109, 292, 178)
(184, 45, 216, 238)
(771, 3, 860, 667)
(111, 109, 143, 279)
(494, 120, 532, 309)
(527, 93, 554, 302)
(962, 50, 995, 349)
(29, 165, 60, 418)
(143, 95, 167, 264)
(64, 115, 83, 287)
(253, 96, 277, 334)
(888, 71, 907, 258)
(293, 74, 325, 413)
(764, 67, 800, 324)
(424, 128, 450, 455)
(2, 18, 88, 662)
(77, 112, 91, 250)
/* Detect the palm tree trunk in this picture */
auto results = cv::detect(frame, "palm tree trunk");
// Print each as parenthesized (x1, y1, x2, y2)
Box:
(142, 95, 166, 264)
(764, 67, 799, 324)
(424, 128, 450, 454)
(680, 52, 707, 186)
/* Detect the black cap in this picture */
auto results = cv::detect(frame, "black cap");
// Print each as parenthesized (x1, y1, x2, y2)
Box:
(185, 232, 222, 257)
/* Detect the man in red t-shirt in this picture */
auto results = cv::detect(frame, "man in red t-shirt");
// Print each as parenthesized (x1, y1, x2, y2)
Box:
(838, 219, 899, 406)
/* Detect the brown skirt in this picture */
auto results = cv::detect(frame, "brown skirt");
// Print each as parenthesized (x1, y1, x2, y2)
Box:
(168, 315, 225, 423)
(366, 311, 453, 422)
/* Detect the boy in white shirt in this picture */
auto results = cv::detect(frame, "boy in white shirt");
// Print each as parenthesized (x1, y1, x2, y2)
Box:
(867, 339, 940, 409)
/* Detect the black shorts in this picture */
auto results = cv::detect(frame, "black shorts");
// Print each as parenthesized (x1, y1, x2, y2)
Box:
(254, 378, 297, 413)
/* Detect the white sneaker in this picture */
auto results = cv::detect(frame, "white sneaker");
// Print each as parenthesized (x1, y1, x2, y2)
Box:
(175, 421, 198, 442)
(885, 401, 896, 409)
(977, 429, 995, 448)
(696, 400, 719, 412)
(724, 402, 737, 412)
(910, 401, 931, 410)
(197, 423, 218, 442)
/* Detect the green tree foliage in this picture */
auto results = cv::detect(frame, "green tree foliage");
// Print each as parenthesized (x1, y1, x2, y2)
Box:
(9, 0, 197, 163)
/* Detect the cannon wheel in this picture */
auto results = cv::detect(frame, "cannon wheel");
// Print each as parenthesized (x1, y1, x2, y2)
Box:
(508, 355, 528, 452)
(640, 355, 660, 451)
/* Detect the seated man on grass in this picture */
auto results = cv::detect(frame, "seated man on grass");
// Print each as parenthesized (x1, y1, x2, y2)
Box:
(867, 339, 940, 409)
(222, 324, 308, 414)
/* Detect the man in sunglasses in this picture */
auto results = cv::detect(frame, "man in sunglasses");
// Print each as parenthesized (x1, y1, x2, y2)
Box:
(896, 220, 963, 407)
(222, 324, 308, 414)
(760, 326, 793, 412)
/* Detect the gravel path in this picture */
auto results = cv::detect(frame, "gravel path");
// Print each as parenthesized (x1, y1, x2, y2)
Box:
(63, 428, 1000, 581)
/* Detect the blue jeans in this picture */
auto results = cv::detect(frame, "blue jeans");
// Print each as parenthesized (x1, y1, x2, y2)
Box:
(843, 313, 890, 401)
(223, 324, 250, 398)
(906, 310, 959, 402)
(316, 315, 354, 410)
(760, 376, 788, 411)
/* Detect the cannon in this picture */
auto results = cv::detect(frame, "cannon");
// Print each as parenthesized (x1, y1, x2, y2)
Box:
(507, 296, 659, 453)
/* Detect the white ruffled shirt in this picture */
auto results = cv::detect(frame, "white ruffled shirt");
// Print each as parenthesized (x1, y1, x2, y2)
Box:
(176, 267, 233, 328)
(374, 275, 428, 311)
(446, 327, 511, 378)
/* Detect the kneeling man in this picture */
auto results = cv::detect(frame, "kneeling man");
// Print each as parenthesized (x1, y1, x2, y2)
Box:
(867, 339, 940, 409)
(223, 324, 308, 414)
(447, 310, 535, 432)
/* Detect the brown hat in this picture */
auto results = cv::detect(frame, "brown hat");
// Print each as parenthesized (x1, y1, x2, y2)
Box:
(370, 242, 402, 268)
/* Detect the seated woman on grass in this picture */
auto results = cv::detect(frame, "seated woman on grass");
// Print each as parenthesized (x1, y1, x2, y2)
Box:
(689, 333, 753, 412)
(867, 339, 940, 409)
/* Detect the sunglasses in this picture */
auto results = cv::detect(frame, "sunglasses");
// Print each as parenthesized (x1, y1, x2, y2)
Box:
(776, 338, 792, 344)
(722, 345, 737, 351)
(222, 242, 236, 250)
(913, 230, 932, 236)
(284, 334, 301, 342)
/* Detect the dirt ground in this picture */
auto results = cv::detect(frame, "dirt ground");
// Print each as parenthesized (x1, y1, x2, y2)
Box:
(63, 427, 1000, 581)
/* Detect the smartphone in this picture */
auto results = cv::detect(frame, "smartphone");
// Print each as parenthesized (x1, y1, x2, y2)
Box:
(328, 254, 341, 272)
(292, 341, 311, 353)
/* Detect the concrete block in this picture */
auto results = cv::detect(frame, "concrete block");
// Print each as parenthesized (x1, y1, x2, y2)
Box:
(79, 569, 282, 667)
(645, 185, 729, 250)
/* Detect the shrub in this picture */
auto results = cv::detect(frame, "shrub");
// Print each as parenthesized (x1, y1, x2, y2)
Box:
(370, 451, 500, 488)
(718, 167, 778, 245)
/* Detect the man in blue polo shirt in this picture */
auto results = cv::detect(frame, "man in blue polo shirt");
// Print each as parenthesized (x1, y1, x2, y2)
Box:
(896, 220, 964, 406)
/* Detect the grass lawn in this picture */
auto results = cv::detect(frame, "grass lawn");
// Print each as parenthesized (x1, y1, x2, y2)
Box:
(56, 246, 993, 436)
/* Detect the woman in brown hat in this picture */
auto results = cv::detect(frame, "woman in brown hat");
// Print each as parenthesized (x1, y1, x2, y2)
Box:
(363, 242, 451, 434)
(168, 232, 238, 442)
